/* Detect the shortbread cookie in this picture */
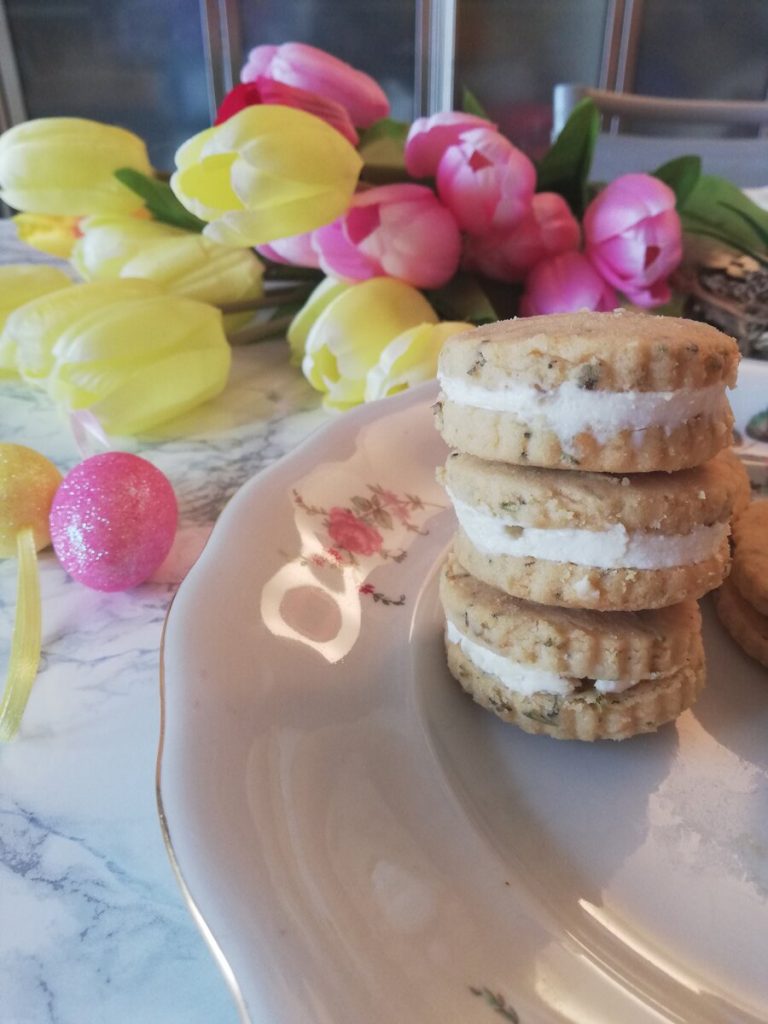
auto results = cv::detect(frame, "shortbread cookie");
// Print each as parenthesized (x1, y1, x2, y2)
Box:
(718, 449, 752, 520)
(714, 576, 768, 668)
(435, 308, 739, 472)
(441, 554, 702, 680)
(442, 452, 734, 610)
(729, 500, 768, 615)
(441, 556, 705, 741)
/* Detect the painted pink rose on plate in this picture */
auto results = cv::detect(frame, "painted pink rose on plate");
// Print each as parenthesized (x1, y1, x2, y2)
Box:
(327, 507, 383, 556)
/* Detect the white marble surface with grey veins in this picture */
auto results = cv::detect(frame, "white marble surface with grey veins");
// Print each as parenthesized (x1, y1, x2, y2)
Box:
(0, 225, 331, 1024)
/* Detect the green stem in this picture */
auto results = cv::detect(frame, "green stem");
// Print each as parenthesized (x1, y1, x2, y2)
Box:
(262, 262, 324, 282)
(684, 223, 768, 265)
(359, 164, 414, 185)
(218, 285, 313, 314)
(227, 313, 295, 345)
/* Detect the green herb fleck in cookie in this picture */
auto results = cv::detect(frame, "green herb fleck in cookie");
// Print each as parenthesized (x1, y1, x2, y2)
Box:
(577, 363, 601, 390)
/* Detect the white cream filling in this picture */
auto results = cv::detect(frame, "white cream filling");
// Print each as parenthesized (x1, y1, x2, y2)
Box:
(438, 375, 728, 446)
(449, 492, 727, 570)
(446, 620, 639, 695)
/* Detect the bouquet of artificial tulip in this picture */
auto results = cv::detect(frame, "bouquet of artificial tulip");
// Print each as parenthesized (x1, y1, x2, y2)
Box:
(2, 41, 767, 432)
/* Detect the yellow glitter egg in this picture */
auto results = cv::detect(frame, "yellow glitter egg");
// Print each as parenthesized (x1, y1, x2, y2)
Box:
(0, 443, 62, 558)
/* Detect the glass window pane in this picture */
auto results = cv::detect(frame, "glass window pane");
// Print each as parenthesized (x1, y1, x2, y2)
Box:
(455, 0, 611, 156)
(6, 0, 210, 168)
(630, 0, 768, 136)
(235, 0, 417, 122)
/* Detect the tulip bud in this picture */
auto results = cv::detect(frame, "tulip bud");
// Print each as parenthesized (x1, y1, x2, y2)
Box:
(6, 279, 231, 435)
(287, 277, 351, 364)
(170, 105, 363, 247)
(216, 80, 358, 145)
(8, 279, 163, 385)
(240, 42, 389, 128)
(120, 234, 264, 331)
(404, 112, 496, 178)
(364, 321, 473, 402)
(12, 213, 81, 259)
(0, 117, 152, 216)
(257, 230, 321, 270)
(43, 291, 231, 434)
(72, 215, 187, 281)
(520, 251, 618, 317)
(463, 192, 581, 283)
(583, 173, 682, 308)
(302, 277, 438, 408)
(312, 184, 462, 289)
(435, 128, 536, 234)
(0, 265, 73, 374)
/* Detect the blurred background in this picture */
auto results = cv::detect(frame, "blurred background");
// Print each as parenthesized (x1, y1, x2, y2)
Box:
(1, 0, 767, 168)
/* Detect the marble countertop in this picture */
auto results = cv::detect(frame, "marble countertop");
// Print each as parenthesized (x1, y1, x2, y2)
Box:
(0, 229, 332, 1023)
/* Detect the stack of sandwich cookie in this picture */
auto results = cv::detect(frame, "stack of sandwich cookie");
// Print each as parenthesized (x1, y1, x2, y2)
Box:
(435, 309, 742, 741)
(714, 501, 768, 667)
(441, 451, 734, 610)
(435, 308, 738, 472)
(441, 555, 705, 741)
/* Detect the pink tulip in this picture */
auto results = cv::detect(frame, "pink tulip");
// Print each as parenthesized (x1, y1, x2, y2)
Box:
(257, 230, 321, 269)
(404, 112, 496, 178)
(583, 173, 682, 307)
(312, 183, 461, 289)
(463, 192, 581, 282)
(435, 128, 536, 234)
(240, 42, 389, 128)
(215, 79, 358, 145)
(520, 250, 618, 317)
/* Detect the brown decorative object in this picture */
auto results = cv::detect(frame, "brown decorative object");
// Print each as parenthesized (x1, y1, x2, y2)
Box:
(675, 248, 768, 359)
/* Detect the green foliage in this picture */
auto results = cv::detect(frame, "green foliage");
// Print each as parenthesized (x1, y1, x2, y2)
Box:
(652, 155, 701, 206)
(357, 117, 409, 172)
(535, 98, 599, 217)
(114, 168, 206, 232)
(677, 174, 768, 260)
(461, 86, 491, 120)
(427, 272, 499, 325)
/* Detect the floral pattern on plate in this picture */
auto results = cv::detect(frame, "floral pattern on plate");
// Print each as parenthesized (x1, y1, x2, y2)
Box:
(291, 483, 442, 605)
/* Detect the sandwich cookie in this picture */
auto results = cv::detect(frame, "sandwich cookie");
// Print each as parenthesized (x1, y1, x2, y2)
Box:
(728, 500, 768, 615)
(714, 500, 768, 667)
(440, 555, 705, 741)
(718, 448, 752, 522)
(441, 450, 736, 610)
(713, 578, 768, 669)
(435, 309, 740, 473)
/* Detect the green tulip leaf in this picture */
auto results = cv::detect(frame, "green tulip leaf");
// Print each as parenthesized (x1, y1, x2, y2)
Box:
(114, 168, 206, 232)
(652, 155, 701, 206)
(357, 118, 410, 175)
(678, 173, 768, 257)
(535, 98, 600, 218)
(427, 272, 499, 325)
(461, 86, 491, 120)
(720, 201, 768, 250)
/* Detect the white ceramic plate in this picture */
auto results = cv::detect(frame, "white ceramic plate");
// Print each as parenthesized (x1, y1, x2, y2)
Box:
(158, 362, 768, 1024)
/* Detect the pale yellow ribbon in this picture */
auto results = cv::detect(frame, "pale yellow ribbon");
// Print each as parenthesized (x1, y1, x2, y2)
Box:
(0, 527, 42, 741)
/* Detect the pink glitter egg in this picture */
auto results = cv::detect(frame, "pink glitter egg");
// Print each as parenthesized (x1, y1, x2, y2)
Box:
(49, 452, 178, 591)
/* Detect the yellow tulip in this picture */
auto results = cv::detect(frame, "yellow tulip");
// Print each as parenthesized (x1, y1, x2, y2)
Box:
(48, 298, 230, 435)
(286, 277, 351, 365)
(119, 233, 264, 307)
(364, 321, 473, 402)
(171, 106, 363, 247)
(0, 265, 73, 375)
(8, 279, 162, 385)
(72, 218, 264, 330)
(13, 213, 81, 259)
(0, 117, 152, 216)
(71, 215, 186, 280)
(302, 277, 438, 409)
